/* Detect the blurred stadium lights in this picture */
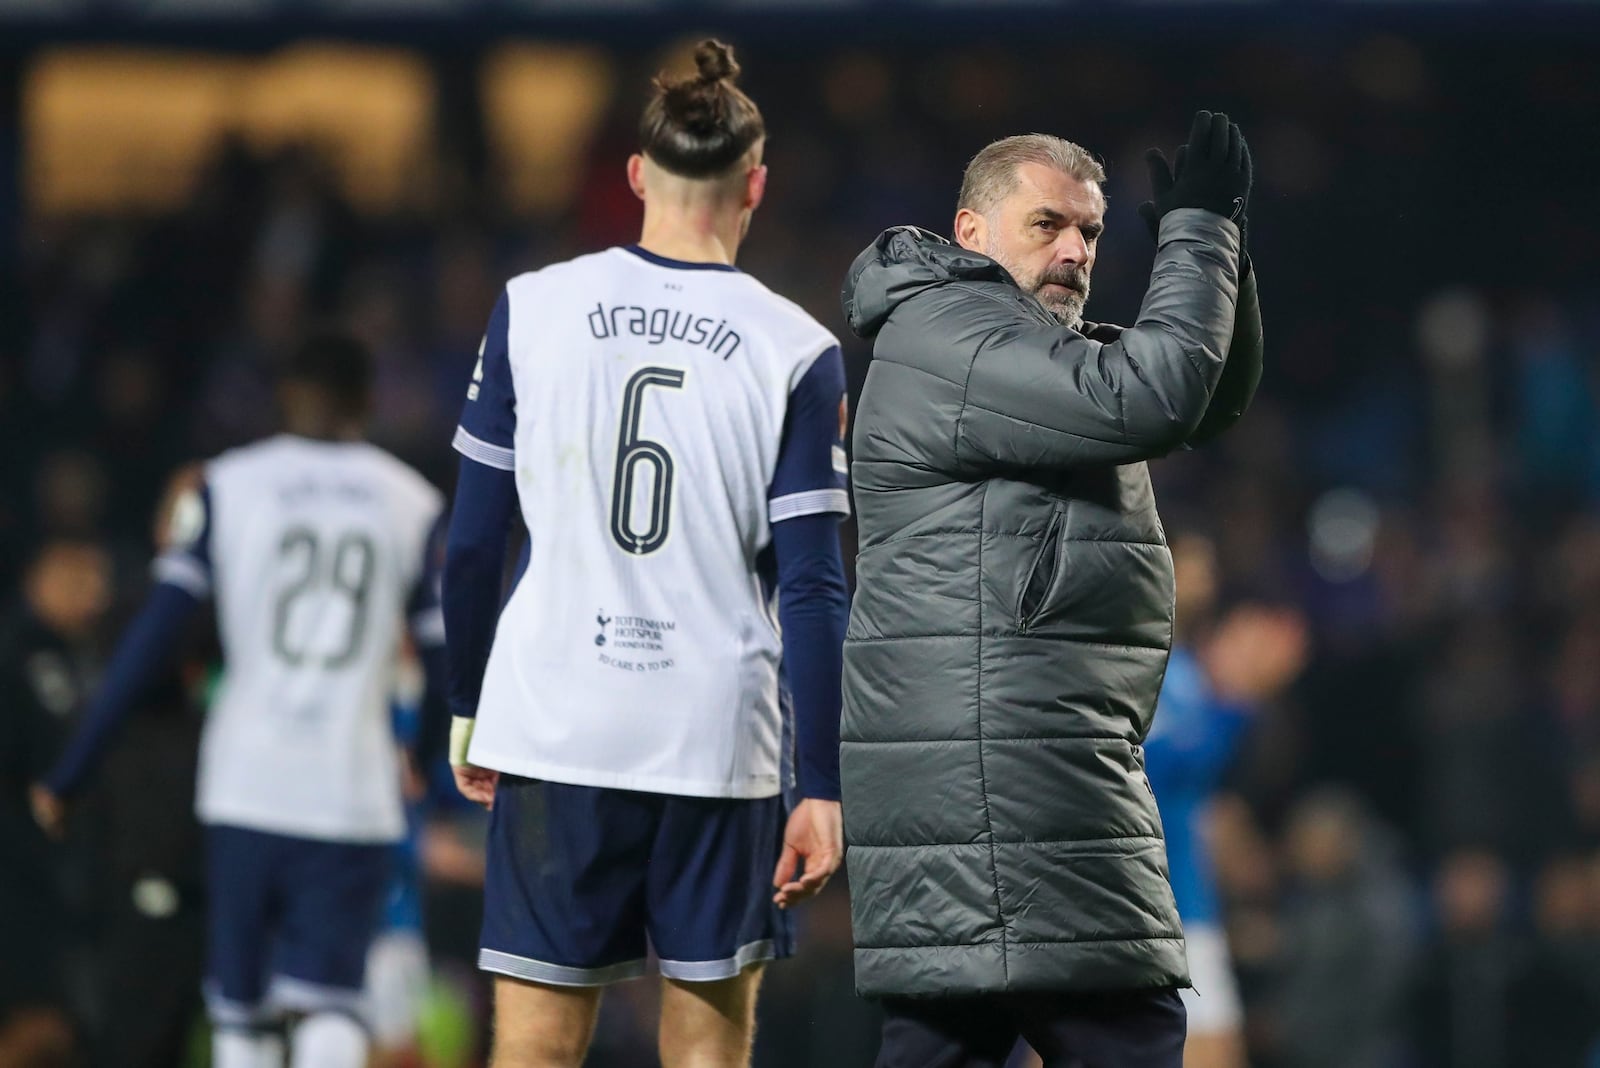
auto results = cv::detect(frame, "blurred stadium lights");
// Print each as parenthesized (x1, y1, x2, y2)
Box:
(1308, 488, 1382, 584)
(481, 43, 614, 214)
(24, 45, 436, 214)
(25, 50, 241, 215)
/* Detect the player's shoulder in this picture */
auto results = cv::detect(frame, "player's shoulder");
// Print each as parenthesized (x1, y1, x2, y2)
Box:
(349, 443, 445, 514)
(500, 248, 620, 305)
(732, 271, 841, 366)
(210, 436, 439, 512)
(203, 434, 295, 482)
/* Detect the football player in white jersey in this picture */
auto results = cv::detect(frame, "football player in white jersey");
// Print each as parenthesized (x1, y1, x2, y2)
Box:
(443, 39, 850, 1068)
(34, 334, 448, 1068)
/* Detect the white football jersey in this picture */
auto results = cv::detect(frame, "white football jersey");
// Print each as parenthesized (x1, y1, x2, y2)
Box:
(156, 435, 444, 842)
(454, 246, 848, 799)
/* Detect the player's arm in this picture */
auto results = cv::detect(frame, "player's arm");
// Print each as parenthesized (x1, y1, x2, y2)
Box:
(33, 477, 213, 834)
(406, 512, 450, 774)
(442, 289, 516, 808)
(767, 345, 852, 909)
(1186, 259, 1263, 446)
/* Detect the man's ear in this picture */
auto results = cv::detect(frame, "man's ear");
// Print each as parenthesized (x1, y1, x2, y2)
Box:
(953, 207, 987, 252)
(746, 164, 768, 212)
(626, 154, 648, 201)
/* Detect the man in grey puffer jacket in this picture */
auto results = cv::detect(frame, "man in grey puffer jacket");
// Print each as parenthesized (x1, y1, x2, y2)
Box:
(840, 111, 1263, 1067)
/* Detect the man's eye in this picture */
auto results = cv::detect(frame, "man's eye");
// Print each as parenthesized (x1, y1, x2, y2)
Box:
(1035, 221, 1057, 233)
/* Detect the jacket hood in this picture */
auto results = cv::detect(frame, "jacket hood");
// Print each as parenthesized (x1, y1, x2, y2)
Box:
(841, 225, 1015, 339)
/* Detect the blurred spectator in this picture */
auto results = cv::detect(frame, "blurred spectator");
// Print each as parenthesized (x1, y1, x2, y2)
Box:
(1410, 851, 1519, 1068)
(1272, 789, 1416, 1068)
(1, 538, 112, 1067)
(1412, 851, 1600, 1068)
(81, 669, 205, 1068)
(75, 471, 209, 1068)
(1513, 858, 1600, 1066)
(1416, 615, 1574, 865)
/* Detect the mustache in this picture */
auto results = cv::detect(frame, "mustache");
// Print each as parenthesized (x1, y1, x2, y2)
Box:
(1036, 266, 1089, 294)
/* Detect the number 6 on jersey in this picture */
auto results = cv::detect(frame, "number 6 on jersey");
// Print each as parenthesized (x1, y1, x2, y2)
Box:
(610, 366, 686, 556)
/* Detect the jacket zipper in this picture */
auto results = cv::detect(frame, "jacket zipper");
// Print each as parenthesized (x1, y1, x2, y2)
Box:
(1017, 510, 1065, 631)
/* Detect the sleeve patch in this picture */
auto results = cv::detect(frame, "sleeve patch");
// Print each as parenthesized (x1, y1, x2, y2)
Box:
(165, 487, 207, 551)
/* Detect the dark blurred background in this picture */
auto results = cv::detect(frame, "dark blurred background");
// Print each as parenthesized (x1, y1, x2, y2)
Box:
(2, 2, 1599, 1066)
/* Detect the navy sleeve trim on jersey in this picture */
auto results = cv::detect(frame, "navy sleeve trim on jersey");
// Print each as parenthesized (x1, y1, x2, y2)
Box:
(151, 482, 214, 599)
(452, 427, 515, 472)
(771, 488, 852, 523)
(768, 346, 850, 523)
(455, 288, 516, 470)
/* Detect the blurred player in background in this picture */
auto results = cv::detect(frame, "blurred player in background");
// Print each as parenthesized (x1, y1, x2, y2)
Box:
(0, 538, 110, 1067)
(444, 38, 851, 1068)
(1142, 534, 1308, 1068)
(33, 333, 450, 1068)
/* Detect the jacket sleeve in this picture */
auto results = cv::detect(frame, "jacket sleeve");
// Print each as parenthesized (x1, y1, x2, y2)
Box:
(951, 209, 1241, 473)
(1187, 259, 1262, 446)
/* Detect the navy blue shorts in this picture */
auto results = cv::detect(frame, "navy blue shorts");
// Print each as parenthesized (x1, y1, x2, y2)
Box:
(479, 776, 793, 986)
(204, 824, 391, 1028)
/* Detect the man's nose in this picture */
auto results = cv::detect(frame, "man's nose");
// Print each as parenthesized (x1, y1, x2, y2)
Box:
(1056, 229, 1089, 267)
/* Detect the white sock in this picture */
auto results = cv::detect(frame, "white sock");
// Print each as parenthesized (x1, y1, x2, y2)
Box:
(213, 1029, 285, 1068)
(289, 1012, 369, 1068)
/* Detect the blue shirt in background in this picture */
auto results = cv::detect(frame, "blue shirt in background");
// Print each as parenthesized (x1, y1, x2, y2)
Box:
(1142, 647, 1252, 926)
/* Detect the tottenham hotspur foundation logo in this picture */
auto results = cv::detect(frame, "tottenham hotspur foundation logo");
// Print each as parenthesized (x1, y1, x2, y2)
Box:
(595, 612, 611, 647)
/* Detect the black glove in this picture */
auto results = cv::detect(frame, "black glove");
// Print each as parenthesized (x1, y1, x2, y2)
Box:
(1137, 110, 1252, 242)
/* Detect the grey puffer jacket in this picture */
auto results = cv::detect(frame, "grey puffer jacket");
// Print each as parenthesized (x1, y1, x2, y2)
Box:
(840, 209, 1246, 998)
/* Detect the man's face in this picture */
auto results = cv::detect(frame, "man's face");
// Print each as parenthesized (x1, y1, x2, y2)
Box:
(961, 163, 1105, 327)
(26, 543, 111, 640)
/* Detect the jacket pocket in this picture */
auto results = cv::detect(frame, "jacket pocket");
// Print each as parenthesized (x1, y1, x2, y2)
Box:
(1017, 510, 1065, 631)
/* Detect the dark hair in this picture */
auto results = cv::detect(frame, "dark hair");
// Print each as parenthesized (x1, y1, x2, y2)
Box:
(282, 331, 374, 417)
(639, 39, 765, 179)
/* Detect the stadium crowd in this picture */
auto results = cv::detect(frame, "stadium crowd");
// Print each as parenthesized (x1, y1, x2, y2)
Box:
(3, 16, 1600, 1068)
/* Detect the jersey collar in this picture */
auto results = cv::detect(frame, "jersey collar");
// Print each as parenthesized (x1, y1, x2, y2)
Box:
(622, 245, 741, 273)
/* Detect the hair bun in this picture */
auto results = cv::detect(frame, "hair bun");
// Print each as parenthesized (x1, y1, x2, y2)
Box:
(693, 39, 740, 84)
(639, 37, 764, 179)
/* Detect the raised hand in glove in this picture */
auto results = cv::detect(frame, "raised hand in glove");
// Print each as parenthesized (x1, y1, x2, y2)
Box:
(1137, 110, 1252, 242)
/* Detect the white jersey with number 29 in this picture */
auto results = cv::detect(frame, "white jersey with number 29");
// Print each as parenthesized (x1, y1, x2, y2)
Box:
(157, 435, 444, 842)
(454, 246, 849, 799)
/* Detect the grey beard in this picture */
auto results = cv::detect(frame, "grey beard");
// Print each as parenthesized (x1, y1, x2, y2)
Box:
(1042, 289, 1087, 329)
(1036, 282, 1088, 329)
(983, 240, 1089, 329)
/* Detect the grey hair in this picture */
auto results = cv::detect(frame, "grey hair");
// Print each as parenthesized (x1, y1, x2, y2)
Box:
(957, 134, 1106, 215)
